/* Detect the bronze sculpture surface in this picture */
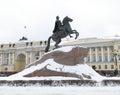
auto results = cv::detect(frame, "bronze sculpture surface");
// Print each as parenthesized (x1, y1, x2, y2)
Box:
(45, 16, 79, 52)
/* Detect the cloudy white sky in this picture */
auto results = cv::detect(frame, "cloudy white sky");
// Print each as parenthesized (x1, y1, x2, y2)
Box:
(0, 0, 120, 43)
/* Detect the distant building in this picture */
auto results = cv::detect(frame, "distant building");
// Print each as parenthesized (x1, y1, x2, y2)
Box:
(0, 40, 47, 76)
(63, 37, 120, 76)
(0, 37, 120, 76)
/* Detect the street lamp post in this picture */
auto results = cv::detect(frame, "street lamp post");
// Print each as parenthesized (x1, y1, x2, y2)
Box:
(112, 49, 119, 76)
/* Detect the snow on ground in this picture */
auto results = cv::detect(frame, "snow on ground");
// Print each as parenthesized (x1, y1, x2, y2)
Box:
(0, 86, 120, 95)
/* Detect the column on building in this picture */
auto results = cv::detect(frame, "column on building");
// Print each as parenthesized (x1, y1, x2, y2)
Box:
(26, 52, 28, 65)
(95, 47, 98, 62)
(0, 53, 2, 64)
(101, 47, 104, 62)
(12, 53, 14, 64)
(30, 51, 32, 63)
(89, 48, 92, 63)
(39, 50, 42, 59)
(8, 53, 10, 64)
(107, 46, 110, 62)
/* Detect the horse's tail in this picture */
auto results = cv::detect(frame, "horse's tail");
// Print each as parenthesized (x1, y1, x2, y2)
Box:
(45, 36, 52, 52)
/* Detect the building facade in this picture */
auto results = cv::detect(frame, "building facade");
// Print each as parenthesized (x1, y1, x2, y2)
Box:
(0, 37, 120, 76)
(63, 37, 120, 76)
(0, 40, 47, 76)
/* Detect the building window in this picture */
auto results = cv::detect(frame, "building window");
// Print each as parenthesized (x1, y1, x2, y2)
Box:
(0, 53, 2, 64)
(26, 42, 28, 46)
(9, 44, 11, 48)
(5, 53, 9, 65)
(98, 65, 101, 69)
(118, 46, 120, 49)
(104, 55, 108, 62)
(40, 41, 42, 45)
(111, 65, 114, 69)
(1, 45, 3, 48)
(98, 55, 102, 62)
(104, 47, 107, 51)
(110, 46, 113, 51)
(98, 47, 101, 51)
(118, 55, 120, 60)
(13, 44, 15, 47)
(35, 51, 40, 60)
(93, 55, 96, 62)
(105, 65, 107, 69)
(92, 48, 95, 51)
(44, 41, 47, 45)
(30, 42, 33, 46)
(111, 55, 114, 62)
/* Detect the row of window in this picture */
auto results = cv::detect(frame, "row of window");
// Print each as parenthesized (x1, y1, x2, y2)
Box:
(92, 64, 120, 70)
(0, 53, 10, 65)
(26, 41, 47, 46)
(90, 46, 113, 52)
(87, 54, 120, 63)
(87, 54, 119, 62)
(0, 41, 47, 48)
(0, 51, 41, 65)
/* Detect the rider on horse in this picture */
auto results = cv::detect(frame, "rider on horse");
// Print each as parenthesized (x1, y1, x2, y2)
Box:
(45, 16, 79, 52)
(53, 16, 62, 33)
(53, 16, 72, 38)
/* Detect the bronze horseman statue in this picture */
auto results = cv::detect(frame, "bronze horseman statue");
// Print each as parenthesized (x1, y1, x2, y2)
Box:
(45, 16, 79, 52)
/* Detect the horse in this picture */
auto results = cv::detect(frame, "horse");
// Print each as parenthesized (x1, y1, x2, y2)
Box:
(45, 16, 79, 52)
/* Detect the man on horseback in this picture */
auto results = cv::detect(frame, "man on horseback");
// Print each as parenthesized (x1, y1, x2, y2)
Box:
(53, 16, 62, 33)
(45, 16, 79, 52)
(53, 16, 72, 38)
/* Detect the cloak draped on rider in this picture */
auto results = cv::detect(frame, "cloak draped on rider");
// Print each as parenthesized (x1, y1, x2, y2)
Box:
(53, 16, 62, 33)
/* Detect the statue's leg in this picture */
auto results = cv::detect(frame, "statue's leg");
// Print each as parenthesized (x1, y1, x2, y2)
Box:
(72, 30, 79, 39)
(54, 38, 61, 49)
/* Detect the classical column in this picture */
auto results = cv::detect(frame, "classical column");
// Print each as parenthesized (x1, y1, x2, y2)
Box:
(8, 53, 10, 64)
(26, 52, 28, 65)
(39, 50, 42, 59)
(12, 53, 14, 64)
(101, 47, 104, 62)
(107, 46, 110, 62)
(89, 48, 92, 63)
(39, 51, 41, 59)
(30, 52, 32, 63)
(0, 53, 2, 64)
(95, 48, 98, 62)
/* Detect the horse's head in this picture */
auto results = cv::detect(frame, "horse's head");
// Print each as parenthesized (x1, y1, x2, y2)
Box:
(62, 16, 73, 24)
(66, 16, 73, 22)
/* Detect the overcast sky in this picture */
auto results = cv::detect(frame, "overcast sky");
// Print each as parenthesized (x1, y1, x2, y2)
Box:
(0, 0, 120, 43)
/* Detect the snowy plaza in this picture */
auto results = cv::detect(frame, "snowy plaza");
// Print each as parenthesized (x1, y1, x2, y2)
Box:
(0, 86, 119, 95)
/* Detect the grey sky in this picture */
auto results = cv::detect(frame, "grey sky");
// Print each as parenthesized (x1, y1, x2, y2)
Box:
(0, 0, 120, 43)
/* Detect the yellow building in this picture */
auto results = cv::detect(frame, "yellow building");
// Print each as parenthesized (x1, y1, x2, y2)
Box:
(63, 37, 120, 76)
(0, 40, 47, 76)
(0, 37, 120, 76)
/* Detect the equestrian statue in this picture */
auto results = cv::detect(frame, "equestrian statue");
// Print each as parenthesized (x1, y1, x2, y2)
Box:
(45, 16, 79, 52)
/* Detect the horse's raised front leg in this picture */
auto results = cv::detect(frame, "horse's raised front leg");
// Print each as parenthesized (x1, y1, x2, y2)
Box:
(73, 30, 79, 39)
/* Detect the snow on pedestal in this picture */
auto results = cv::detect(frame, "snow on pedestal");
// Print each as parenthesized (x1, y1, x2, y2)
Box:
(3, 46, 103, 82)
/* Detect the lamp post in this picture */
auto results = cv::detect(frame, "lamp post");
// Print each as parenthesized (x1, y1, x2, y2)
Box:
(112, 49, 119, 76)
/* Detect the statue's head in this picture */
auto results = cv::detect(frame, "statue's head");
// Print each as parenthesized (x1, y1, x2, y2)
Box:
(65, 16, 73, 22)
(56, 16, 59, 20)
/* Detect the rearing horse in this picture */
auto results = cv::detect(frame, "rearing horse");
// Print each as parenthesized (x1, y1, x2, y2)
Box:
(45, 16, 79, 52)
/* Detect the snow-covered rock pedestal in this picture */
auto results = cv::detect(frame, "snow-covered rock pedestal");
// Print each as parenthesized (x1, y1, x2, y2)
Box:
(0, 46, 108, 86)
